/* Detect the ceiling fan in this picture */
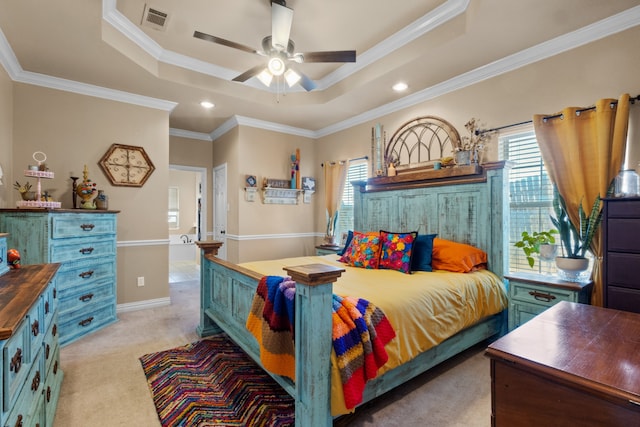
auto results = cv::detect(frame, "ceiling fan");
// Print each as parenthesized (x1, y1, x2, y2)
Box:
(193, 0, 356, 92)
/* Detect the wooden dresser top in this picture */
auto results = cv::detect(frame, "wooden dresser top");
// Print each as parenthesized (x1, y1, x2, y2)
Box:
(487, 301, 640, 401)
(0, 264, 60, 340)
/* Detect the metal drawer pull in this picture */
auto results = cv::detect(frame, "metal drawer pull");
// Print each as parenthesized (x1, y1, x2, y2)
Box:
(79, 293, 94, 302)
(79, 317, 94, 327)
(45, 301, 50, 314)
(80, 223, 95, 231)
(47, 386, 51, 402)
(54, 360, 58, 374)
(14, 414, 22, 427)
(529, 290, 556, 302)
(46, 343, 50, 359)
(31, 319, 39, 337)
(31, 370, 40, 391)
(10, 348, 22, 373)
(52, 324, 57, 337)
(79, 270, 94, 278)
(79, 247, 94, 254)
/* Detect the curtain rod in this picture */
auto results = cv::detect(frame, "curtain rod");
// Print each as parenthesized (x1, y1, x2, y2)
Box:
(321, 155, 368, 167)
(477, 94, 640, 135)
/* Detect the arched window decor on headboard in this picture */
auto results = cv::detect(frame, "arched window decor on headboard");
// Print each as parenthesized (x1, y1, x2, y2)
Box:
(385, 116, 461, 172)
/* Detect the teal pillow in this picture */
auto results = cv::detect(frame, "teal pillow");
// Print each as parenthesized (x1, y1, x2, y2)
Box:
(337, 230, 353, 256)
(411, 234, 438, 272)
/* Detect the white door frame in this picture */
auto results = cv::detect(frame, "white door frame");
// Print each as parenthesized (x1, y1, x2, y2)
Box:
(169, 164, 207, 241)
(213, 163, 228, 260)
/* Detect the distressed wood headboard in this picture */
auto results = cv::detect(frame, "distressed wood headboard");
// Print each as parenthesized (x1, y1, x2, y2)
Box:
(353, 161, 510, 280)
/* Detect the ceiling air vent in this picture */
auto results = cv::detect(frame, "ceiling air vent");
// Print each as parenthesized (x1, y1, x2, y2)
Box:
(141, 5, 169, 31)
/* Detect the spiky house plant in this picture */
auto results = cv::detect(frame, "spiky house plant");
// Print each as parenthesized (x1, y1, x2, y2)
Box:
(549, 186, 603, 259)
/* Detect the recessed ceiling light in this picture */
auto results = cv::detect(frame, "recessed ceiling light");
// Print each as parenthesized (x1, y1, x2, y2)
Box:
(392, 82, 408, 92)
(200, 101, 215, 109)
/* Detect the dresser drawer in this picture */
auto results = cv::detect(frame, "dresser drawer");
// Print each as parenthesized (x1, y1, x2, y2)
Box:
(55, 258, 115, 292)
(3, 318, 29, 411)
(50, 235, 116, 263)
(51, 214, 116, 239)
(27, 299, 45, 364)
(42, 280, 58, 333)
(606, 218, 640, 253)
(510, 282, 576, 307)
(607, 286, 640, 314)
(606, 252, 640, 290)
(59, 303, 116, 346)
(58, 279, 115, 317)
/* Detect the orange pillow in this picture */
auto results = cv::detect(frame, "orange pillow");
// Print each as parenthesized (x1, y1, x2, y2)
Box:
(431, 238, 487, 273)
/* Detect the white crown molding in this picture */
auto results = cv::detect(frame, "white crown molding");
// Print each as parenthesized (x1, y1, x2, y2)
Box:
(170, 128, 212, 141)
(314, 4, 640, 138)
(2, 2, 638, 141)
(102, 0, 468, 94)
(0, 25, 177, 111)
(317, 0, 469, 89)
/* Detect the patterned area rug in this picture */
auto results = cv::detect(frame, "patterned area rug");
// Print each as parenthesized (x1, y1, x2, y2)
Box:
(139, 334, 295, 427)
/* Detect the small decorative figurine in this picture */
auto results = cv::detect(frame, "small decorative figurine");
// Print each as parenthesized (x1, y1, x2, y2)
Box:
(76, 165, 97, 209)
(7, 248, 20, 269)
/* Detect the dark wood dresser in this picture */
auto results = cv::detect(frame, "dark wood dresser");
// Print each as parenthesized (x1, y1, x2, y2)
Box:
(486, 301, 640, 426)
(602, 198, 640, 313)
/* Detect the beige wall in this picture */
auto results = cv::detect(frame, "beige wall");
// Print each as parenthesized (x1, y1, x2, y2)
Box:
(313, 25, 640, 228)
(12, 84, 171, 305)
(0, 66, 12, 208)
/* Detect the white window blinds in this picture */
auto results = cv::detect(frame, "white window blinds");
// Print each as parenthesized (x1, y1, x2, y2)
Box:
(502, 130, 557, 274)
(335, 160, 368, 242)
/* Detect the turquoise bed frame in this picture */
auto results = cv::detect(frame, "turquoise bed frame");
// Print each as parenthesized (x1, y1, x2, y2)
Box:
(197, 161, 510, 426)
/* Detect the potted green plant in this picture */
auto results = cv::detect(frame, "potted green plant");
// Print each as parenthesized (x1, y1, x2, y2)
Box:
(514, 229, 558, 268)
(549, 186, 603, 280)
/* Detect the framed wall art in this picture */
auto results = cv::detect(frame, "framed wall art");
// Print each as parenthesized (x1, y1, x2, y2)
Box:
(99, 143, 155, 187)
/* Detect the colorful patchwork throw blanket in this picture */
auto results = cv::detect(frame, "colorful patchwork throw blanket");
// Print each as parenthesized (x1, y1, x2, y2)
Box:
(246, 275, 396, 410)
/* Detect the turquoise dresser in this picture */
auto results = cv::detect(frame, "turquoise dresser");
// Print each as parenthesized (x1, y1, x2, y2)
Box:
(0, 263, 62, 427)
(0, 210, 118, 346)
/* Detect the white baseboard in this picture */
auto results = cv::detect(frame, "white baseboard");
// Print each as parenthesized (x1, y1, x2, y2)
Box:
(116, 297, 171, 313)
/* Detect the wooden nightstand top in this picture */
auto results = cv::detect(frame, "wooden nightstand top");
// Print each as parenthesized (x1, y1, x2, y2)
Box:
(506, 271, 593, 292)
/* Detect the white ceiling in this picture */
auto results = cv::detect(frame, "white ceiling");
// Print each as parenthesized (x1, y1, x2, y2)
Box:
(0, 0, 639, 138)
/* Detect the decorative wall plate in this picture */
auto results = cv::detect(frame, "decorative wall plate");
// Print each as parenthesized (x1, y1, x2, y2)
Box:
(99, 144, 155, 187)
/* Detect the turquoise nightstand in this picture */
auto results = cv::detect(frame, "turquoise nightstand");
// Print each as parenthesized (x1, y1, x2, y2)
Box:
(506, 271, 592, 331)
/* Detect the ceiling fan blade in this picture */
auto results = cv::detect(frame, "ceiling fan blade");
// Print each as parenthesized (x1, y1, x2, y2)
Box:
(271, 2, 293, 51)
(193, 31, 259, 55)
(294, 70, 317, 92)
(301, 50, 356, 63)
(232, 65, 266, 82)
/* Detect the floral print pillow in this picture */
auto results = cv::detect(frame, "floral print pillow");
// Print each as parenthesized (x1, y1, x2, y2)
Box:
(339, 231, 382, 269)
(378, 230, 418, 274)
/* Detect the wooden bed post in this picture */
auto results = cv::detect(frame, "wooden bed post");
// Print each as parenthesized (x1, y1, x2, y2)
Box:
(284, 264, 345, 427)
(195, 241, 224, 337)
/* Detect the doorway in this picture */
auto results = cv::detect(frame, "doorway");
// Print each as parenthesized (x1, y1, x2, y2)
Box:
(168, 165, 207, 283)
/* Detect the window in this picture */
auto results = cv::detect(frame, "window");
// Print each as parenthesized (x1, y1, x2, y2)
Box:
(335, 160, 368, 242)
(501, 129, 557, 274)
(168, 187, 179, 230)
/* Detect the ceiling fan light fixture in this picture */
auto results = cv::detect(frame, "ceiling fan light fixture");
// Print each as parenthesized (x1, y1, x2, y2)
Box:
(268, 57, 286, 76)
(257, 69, 274, 87)
(284, 68, 301, 87)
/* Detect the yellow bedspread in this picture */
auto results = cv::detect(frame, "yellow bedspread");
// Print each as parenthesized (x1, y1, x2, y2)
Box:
(240, 254, 508, 415)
